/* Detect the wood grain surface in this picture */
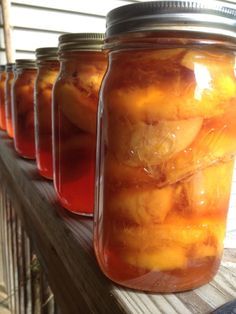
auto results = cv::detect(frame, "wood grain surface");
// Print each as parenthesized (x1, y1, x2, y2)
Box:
(0, 131, 235, 314)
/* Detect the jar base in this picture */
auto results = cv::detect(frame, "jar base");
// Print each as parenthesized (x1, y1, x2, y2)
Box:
(105, 272, 217, 293)
(96, 251, 221, 293)
(18, 153, 35, 160)
(58, 198, 94, 217)
(38, 170, 53, 181)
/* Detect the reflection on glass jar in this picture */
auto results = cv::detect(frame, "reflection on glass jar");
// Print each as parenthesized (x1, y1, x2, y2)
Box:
(53, 33, 107, 215)
(12, 59, 37, 159)
(35, 47, 59, 179)
(5, 63, 15, 138)
(0, 65, 6, 130)
(94, 1, 236, 292)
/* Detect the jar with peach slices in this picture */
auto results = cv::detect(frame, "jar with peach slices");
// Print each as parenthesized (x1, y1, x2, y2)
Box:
(52, 33, 107, 215)
(12, 59, 37, 159)
(35, 47, 59, 179)
(94, 1, 236, 293)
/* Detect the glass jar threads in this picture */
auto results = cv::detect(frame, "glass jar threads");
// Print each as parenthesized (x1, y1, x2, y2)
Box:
(12, 59, 37, 159)
(35, 47, 59, 179)
(5, 63, 15, 138)
(0, 65, 6, 130)
(53, 33, 107, 215)
(94, 1, 236, 292)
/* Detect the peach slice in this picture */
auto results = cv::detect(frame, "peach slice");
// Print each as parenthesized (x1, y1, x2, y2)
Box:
(121, 48, 185, 63)
(105, 112, 235, 186)
(105, 81, 235, 122)
(105, 185, 173, 225)
(110, 219, 225, 251)
(105, 50, 236, 121)
(36, 89, 53, 131)
(108, 117, 203, 167)
(179, 161, 234, 216)
(106, 48, 186, 90)
(43, 70, 59, 85)
(147, 48, 185, 61)
(181, 49, 236, 107)
(181, 49, 235, 73)
(192, 244, 223, 260)
(0, 80, 5, 90)
(78, 65, 105, 93)
(123, 247, 188, 271)
(37, 70, 59, 90)
(161, 106, 236, 185)
(56, 83, 97, 134)
(104, 153, 157, 187)
(115, 217, 224, 270)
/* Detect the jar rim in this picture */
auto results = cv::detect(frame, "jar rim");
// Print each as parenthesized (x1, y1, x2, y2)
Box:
(15, 59, 37, 70)
(105, 0, 236, 41)
(35, 47, 58, 60)
(58, 33, 105, 52)
(6, 63, 15, 72)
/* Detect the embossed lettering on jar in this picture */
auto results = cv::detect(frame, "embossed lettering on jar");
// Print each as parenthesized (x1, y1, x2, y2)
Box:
(94, 1, 236, 292)
(35, 47, 59, 179)
(12, 59, 37, 159)
(53, 33, 107, 215)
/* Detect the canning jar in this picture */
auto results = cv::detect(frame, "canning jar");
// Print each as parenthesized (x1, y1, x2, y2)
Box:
(5, 63, 15, 138)
(12, 60, 37, 159)
(94, 1, 236, 292)
(53, 33, 107, 215)
(35, 47, 59, 179)
(0, 65, 6, 130)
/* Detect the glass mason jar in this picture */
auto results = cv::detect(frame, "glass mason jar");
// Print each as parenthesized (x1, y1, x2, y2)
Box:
(0, 65, 6, 130)
(53, 33, 107, 215)
(35, 47, 59, 179)
(12, 60, 37, 159)
(5, 63, 15, 138)
(94, 1, 236, 292)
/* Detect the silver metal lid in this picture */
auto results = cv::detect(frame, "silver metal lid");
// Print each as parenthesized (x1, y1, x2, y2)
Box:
(59, 33, 105, 52)
(35, 47, 58, 60)
(15, 59, 37, 70)
(0, 65, 5, 72)
(106, 0, 236, 40)
(6, 63, 15, 72)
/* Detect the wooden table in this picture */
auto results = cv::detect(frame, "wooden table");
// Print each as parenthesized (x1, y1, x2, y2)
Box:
(0, 131, 235, 314)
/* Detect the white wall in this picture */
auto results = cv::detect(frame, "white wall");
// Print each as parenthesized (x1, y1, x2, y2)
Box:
(0, 0, 141, 63)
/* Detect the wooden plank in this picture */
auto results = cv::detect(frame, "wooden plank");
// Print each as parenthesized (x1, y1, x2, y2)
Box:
(0, 132, 235, 313)
(0, 186, 6, 290)
(31, 252, 41, 314)
(11, 205, 20, 314)
(24, 235, 32, 314)
(6, 195, 15, 312)
(1, 187, 10, 302)
(0, 136, 125, 314)
(16, 217, 26, 314)
(41, 273, 54, 314)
